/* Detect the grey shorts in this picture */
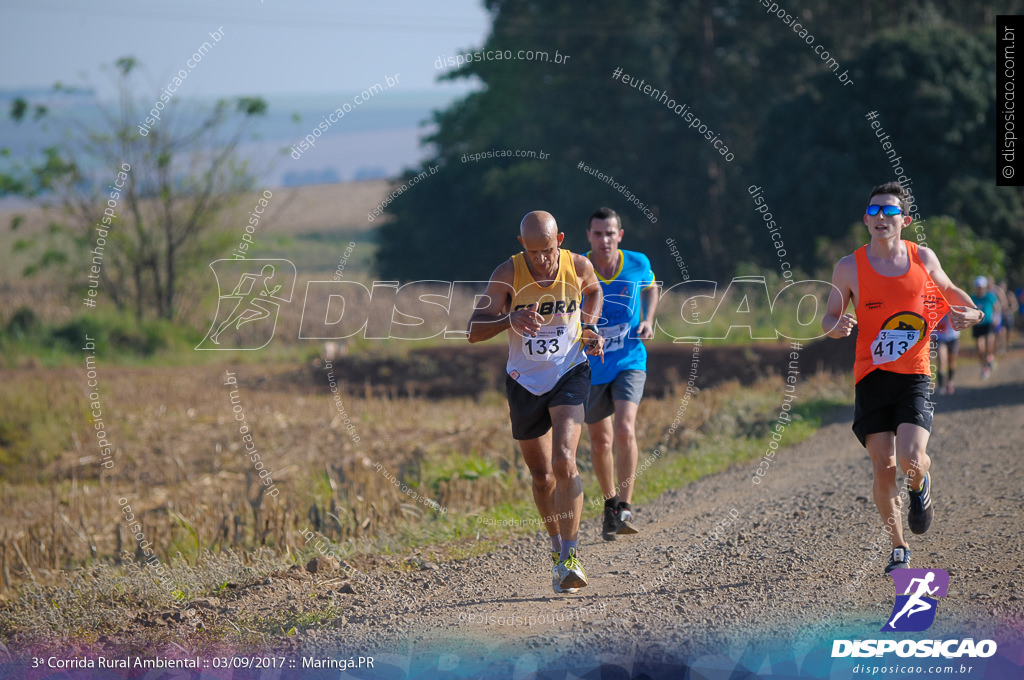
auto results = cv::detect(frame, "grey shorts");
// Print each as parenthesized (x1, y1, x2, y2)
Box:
(585, 369, 647, 424)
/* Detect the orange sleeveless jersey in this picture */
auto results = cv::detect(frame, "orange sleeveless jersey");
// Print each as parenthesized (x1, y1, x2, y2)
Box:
(853, 241, 949, 384)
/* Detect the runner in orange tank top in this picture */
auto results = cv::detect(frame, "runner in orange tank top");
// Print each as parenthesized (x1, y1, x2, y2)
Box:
(823, 182, 984, 574)
(851, 240, 950, 384)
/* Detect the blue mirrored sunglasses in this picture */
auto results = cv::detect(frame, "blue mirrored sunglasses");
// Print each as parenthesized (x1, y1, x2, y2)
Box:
(866, 204, 902, 216)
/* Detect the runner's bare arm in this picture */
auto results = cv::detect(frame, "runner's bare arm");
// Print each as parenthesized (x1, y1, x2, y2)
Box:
(917, 247, 985, 329)
(573, 254, 605, 359)
(637, 281, 659, 340)
(466, 261, 519, 343)
(823, 255, 857, 338)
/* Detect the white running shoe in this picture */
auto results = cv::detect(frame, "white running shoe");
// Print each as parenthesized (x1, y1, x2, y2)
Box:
(554, 548, 589, 591)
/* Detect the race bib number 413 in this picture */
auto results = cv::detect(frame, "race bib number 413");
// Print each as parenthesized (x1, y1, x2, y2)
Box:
(871, 329, 919, 365)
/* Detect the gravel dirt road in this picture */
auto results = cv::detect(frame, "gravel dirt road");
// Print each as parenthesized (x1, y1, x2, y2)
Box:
(226, 351, 1023, 677)
(9, 351, 1022, 679)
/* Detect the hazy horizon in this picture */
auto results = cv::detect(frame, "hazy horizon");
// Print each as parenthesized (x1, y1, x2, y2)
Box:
(1, 1, 490, 98)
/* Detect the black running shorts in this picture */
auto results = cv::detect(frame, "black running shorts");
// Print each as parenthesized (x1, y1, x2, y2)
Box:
(506, 362, 590, 441)
(971, 322, 994, 339)
(852, 369, 933, 447)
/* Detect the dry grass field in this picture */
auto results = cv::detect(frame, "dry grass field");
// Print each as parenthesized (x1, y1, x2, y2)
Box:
(0, 358, 850, 590)
(0, 350, 852, 652)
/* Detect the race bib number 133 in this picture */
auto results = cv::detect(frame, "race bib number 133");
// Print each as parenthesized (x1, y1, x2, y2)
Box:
(523, 326, 571, 361)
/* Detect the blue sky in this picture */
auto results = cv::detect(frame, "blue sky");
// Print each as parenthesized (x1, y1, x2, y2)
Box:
(0, 0, 490, 98)
(0, 0, 493, 186)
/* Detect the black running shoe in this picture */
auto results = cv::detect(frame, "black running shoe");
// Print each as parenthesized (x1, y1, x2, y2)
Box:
(885, 546, 911, 573)
(908, 472, 933, 535)
(602, 506, 619, 541)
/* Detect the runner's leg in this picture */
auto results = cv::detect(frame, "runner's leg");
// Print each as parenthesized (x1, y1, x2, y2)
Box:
(980, 333, 995, 373)
(865, 431, 906, 549)
(612, 399, 640, 504)
(588, 416, 617, 502)
(947, 340, 958, 392)
(895, 423, 931, 491)
(937, 341, 948, 393)
(550, 403, 585, 543)
(518, 431, 559, 540)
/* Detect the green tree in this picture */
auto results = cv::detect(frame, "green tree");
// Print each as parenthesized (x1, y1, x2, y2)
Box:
(756, 24, 1024, 280)
(3, 57, 268, 321)
(377, 3, 1023, 284)
(377, 0, 766, 282)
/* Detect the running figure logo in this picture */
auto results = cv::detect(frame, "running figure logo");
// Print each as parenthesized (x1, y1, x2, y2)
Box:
(881, 568, 949, 632)
(197, 259, 296, 350)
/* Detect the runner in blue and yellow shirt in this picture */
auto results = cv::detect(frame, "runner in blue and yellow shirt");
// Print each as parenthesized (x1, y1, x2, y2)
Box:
(583, 207, 659, 541)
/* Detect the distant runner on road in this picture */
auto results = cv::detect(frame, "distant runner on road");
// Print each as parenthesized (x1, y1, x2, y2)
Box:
(970, 276, 1000, 379)
(583, 207, 659, 540)
(930, 313, 960, 395)
(467, 211, 605, 594)
(823, 182, 984, 574)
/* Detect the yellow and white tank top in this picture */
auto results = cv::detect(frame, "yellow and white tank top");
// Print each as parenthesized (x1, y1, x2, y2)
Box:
(506, 249, 587, 395)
